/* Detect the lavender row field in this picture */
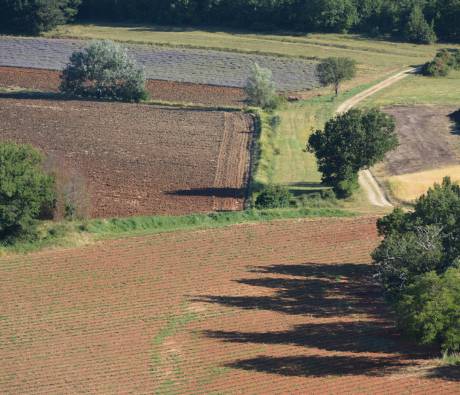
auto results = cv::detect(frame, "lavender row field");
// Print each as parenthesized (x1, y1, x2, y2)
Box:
(0, 37, 319, 91)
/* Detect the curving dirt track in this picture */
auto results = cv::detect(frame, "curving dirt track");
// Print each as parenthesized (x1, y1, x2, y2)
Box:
(336, 69, 418, 207)
(0, 97, 253, 217)
(1, 217, 458, 394)
(0, 66, 247, 107)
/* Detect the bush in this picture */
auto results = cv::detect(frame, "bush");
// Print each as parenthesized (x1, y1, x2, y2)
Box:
(255, 185, 292, 209)
(373, 177, 460, 350)
(422, 49, 460, 77)
(0, 143, 55, 241)
(404, 6, 437, 44)
(60, 40, 148, 102)
(396, 268, 460, 351)
(245, 63, 279, 110)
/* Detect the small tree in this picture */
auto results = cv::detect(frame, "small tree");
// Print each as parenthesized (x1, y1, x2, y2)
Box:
(0, 142, 55, 241)
(245, 63, 278, 109)
(60, 40, 148, 102)
(404, 6, 437, 44)
(307, 108, 398, 197)
(317, 57, 357, 96)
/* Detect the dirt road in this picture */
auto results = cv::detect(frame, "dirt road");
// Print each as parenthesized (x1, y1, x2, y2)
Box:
(336, 68, 417, 207)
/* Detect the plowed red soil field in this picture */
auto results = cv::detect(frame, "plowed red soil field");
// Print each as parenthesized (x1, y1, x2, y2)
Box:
(0, 66, 247, 107)
(1, 217, 458, 394)
(0, 97, 253, 217)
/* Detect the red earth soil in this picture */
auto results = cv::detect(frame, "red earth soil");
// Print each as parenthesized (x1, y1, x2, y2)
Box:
(0, 66, 247, 107)
(0, 97, 253, 218)
(1, 217, 458, 394)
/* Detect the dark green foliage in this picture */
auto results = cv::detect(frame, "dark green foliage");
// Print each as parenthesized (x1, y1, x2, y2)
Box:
(60, 40, 148, 102)
(76, 1, 460, 44)
(403, 6, 437, 44)
(422, 48, 460, 76)
(396, 268, 460, 351)
(317, 57, 357, 96)
(0, 0, 80, 34)
(307, 108, 398, 198)
(255, 185, 292, 209)
(3, 0, 458, 43)
(373, 177, 460, 351)
(0, 142, 55, 241)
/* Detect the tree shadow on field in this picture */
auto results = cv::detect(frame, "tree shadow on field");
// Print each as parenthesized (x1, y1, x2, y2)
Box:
(426, 365, 460, 382)
(228, 355, 415, 377)
(195, 263, 385, 318)
(167, 187, 244, 198)
(195, 261, 448, 380)
(449, 109, 460, 135)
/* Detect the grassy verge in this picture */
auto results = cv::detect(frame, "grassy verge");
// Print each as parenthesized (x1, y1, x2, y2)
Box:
(361, 70, 460, 107)
(441, 352, 460, 366)
(45, 24, 443, 71)
(0, 207, 355, 255)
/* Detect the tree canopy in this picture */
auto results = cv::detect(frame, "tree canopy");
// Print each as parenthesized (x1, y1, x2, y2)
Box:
(317, 57, 357, 96)
(0, 0, 80, 34)
(75, 0, 460, 43)
(307, 108, 398, 197)
(0, 142, 55, 241)
(60, 40, 148, 102)
(373, 177, 460, 351)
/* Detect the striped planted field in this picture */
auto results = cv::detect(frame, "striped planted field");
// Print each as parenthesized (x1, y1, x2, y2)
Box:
(0, 37, 319, 91)
(1, 217, 457, 394)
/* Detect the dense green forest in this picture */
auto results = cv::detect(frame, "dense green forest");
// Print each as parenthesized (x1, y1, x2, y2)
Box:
(1, 0, 459, 43)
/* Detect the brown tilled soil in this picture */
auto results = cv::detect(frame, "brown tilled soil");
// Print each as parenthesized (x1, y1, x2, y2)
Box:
(0, 97, 253, 218)
(0, 66, 247, 107)
(1, 217, 458, 394)
(382, 105, 460, 176)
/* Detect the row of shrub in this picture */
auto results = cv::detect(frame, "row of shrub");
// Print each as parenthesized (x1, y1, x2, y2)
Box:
(422, 48, 460, 76)
(373, 177, 460, 352)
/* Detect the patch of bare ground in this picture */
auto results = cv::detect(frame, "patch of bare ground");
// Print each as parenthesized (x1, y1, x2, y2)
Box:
(0, 97, 253, 218)
(0, 66, 247, 106)
(379, 105, 460, 176)
(1, 217, 457, 394)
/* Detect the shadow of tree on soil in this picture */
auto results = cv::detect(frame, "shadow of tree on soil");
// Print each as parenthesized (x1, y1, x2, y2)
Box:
(449, 109, 460, 135)
(426, 365, 460, 382)
(195, 263, 386, 318)
(167, 187, 244, 198)
(196, 261, 450, 380)
(228, 355, 415, 377)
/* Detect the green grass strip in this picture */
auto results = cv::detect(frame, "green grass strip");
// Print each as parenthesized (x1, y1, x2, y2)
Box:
(85, 207, 354, 238)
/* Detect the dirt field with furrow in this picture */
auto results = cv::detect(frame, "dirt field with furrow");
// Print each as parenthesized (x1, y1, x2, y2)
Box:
(0, 97, 253, 218)
(1, 217, 458, 394)
(0, 66, 248, 107)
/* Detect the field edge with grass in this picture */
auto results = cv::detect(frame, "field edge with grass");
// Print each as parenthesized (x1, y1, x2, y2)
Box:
(0, 207, 356, 255)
